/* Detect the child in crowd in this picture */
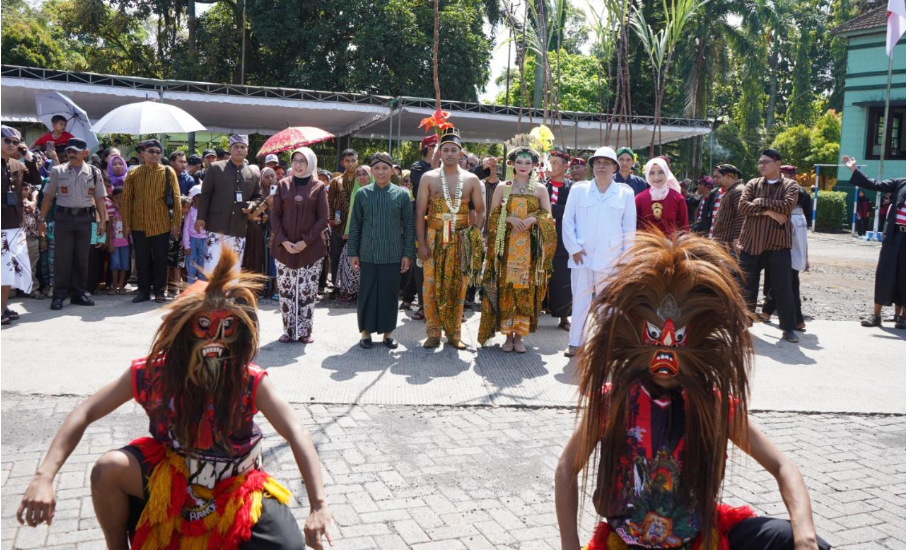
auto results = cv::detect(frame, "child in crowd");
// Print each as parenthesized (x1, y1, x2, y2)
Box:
(21, 185, 44, 298)
(183, 186, 207, 284)
(166, 197, 191, 295)
(105, 188, 130, 294)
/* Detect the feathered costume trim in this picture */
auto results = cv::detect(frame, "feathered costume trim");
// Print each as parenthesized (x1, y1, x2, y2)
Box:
(129, 437, 292, 550)
(584, 504, 757, 550)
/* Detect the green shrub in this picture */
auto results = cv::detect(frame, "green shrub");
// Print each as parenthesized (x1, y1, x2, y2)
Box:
(815, 190, 848, 232)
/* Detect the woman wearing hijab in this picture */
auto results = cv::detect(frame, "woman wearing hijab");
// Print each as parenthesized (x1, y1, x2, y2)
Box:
(271, 147, 329, 343)
(635, 157, 689, 235)
(336, 165, 371, 302)
(107, 155, 127, 190)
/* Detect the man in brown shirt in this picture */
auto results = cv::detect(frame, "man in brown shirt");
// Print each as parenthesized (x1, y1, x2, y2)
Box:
(327, 149, 357, 296)
(710, 164, 746, 252)
(195, 134, 262, 273)
(737, 149, 800, 342)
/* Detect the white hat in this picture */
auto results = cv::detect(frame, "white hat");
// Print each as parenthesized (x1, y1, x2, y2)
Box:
(264, 154, 279, 165)
(188, 184, 202, 199)
(588, 146, 618, 165)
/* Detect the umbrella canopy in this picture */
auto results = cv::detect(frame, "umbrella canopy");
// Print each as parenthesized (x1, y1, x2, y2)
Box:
(91, 101, 206, 135)
(256, 126, 334, 157)
(34, 91, 99, 151)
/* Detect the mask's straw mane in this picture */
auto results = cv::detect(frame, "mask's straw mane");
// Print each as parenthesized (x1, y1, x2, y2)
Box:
(573, 231, 753, 543)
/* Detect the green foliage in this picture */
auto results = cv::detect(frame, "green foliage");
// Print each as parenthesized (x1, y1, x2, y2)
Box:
(815, 190, 848, 231)
(770, 109, 841, 171)
(705, 122, 756, 177)
(2, 0, 496, 102)
(495, 52, 604, 113)
(247, 0, 494, 101)
(771, 124, 812, 172)
(0, 20, 67, 69)
(808, 109, 841, 166)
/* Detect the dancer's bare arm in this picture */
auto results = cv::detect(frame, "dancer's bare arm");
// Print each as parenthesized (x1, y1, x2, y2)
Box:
(554, 427, 583, 550)
(256, 377, 333, 549)
(17, 369, 133, 527)
(733, 421, 819, 550)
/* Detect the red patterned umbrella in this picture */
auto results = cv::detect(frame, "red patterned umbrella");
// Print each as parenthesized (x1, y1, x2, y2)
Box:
(256, 126, 334, 157)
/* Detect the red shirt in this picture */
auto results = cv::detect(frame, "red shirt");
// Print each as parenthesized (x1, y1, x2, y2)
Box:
(32, 131, 75, 149)
(635, 188, 690, 236)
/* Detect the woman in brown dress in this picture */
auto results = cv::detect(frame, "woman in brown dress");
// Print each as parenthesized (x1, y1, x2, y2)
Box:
(271, 147, 329, 343)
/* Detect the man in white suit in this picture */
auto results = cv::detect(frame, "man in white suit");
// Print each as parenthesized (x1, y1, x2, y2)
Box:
(562, 146, 637, 357)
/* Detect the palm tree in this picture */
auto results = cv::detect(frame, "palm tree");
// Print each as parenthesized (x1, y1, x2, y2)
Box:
(732, 0, 793, 142)
(630, 0, 708, 155)
(433, 0, 441, 108)
(680, 0, 736, 175)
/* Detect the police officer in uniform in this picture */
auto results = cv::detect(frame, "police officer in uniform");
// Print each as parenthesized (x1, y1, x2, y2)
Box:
(38, 138, 107, 310)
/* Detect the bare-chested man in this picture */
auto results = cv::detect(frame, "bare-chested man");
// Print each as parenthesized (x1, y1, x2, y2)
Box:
(415, 128, 485, 349)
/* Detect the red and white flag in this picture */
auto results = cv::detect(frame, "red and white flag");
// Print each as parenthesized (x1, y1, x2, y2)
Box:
(888, 0, 906, 56)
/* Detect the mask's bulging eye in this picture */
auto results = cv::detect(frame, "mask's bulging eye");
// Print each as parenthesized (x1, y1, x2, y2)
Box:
(675, 326, 687, 344)
(646, 322, 661, 341)
(223, 317, 234, 329)
(197, 316, 211, 329)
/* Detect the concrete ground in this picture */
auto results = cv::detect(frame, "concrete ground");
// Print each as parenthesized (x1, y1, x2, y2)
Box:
(2, 232, 905, 549)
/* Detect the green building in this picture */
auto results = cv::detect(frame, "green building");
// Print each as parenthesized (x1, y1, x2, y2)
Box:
(834, 8, 906, 230)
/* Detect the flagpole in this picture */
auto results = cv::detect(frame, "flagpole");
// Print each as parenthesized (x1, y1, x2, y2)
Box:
(876, 50, 894, 237)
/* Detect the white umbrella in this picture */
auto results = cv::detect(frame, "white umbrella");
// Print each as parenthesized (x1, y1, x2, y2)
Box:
(91, 101, 206, 135)
(34, 92, 99, 151)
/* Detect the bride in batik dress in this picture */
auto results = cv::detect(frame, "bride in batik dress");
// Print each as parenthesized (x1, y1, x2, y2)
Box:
(478, 146, 557, 353)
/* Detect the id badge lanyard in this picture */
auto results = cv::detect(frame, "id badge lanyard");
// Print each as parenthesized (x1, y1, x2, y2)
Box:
(234, 167, 244, 203)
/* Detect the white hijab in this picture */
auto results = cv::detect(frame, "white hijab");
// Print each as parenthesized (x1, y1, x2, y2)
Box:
(644, 157, 681, 201)
(290, 146, 318, 178)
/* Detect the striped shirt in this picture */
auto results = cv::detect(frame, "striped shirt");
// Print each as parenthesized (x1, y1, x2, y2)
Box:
(710, 181, 745, 246)
(328, 172, 355, 229)
(708, 190, 723, 238)
(347, 183, 416, 264)
(897, 204, 906, 226)
(122, 164, 183, 236)
(738, 177, 799, 255)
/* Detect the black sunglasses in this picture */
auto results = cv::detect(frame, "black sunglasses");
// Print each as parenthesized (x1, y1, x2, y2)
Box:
(3, 138, 21, 146)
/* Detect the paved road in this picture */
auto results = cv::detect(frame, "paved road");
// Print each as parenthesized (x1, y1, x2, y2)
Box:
(2, 394, 905, 550)
(2, 299, 905, 413)
(3, 233, 905, 549)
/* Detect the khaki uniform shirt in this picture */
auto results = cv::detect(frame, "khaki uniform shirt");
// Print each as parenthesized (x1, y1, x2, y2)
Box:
(45, 162, 106, 208)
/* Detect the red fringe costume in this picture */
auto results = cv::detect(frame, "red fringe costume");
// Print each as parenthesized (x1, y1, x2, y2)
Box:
(128, 437, 292, 550)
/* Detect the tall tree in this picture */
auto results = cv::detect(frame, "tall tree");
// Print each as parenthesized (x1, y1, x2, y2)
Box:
(630, 0, 708, 155)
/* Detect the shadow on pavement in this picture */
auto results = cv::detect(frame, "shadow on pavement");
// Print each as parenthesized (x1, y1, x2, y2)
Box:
(751, 333, 817, 365)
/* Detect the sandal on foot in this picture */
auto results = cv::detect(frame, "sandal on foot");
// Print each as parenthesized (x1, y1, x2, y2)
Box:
(1, 314, 11, 325)
(278, 334, 294, 343)
(448, 339, 467, 350)
(558, 321, 571, 332)
(299, 335, 314, 344)
(514, 341, 527, 353)
(501, 340, 514, 353)
(4, 309, 20, 320)
(757, 311, 771, 322)
(411, 309, 425, 321)
(860, 314, 882, 327)
(423, 337, 441, 348)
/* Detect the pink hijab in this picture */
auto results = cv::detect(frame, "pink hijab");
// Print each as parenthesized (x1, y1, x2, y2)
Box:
(644, 157, 681, 201)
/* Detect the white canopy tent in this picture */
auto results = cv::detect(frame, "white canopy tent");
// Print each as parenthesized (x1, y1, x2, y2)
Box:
(1, 65, 711, 150)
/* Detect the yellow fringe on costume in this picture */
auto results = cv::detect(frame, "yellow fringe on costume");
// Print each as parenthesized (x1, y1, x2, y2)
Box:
(130, 439, 292, 550)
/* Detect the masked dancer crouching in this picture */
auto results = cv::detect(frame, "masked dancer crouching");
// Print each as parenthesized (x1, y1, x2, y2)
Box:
(17, 248, 333, 549)
(554, 232, 830, 550)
